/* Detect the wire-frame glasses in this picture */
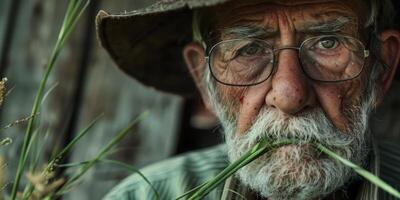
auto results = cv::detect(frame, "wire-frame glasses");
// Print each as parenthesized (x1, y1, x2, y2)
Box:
(206, 35, 370, 86)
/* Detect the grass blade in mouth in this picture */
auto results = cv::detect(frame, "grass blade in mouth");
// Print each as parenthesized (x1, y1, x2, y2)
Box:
(182, 139, 400, 200)
(315, 144, 400, 199)
(185, 139, 293, 200)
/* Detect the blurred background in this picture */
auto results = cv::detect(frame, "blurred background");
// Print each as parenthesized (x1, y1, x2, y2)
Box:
(0, 0, 222, 199)
(0, 0, 399, 199)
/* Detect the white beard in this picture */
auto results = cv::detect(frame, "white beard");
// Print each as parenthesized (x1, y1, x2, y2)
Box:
(204, 71, 375, 200)
(224, 106, 370, 200)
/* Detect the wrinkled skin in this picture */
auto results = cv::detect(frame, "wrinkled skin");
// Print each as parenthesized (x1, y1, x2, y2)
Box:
(183, 0, 400, 199)
(211, 0, 364, 135)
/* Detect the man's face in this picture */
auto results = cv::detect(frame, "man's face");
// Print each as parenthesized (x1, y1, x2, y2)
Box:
(203, 0, 375, 199)
(210, 0, 367, 135)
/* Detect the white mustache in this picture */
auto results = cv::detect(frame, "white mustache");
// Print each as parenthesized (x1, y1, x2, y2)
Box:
(228, 106, 365, 151)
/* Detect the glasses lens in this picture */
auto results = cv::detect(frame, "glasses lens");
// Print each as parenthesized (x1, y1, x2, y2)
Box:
(300, 35, 366, 81)
(209, 39, 274, 85)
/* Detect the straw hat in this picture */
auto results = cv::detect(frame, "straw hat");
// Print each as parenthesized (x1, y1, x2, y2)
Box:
(96, 0, 400, 96)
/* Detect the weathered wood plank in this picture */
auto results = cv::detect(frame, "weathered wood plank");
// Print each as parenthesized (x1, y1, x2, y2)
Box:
(62, 1, 182, 199)
(64, 0, 184, 198)
(0, 0, 12, 69)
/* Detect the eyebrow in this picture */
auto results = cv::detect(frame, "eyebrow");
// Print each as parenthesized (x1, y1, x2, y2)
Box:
(306, 16, 352, 33)
(220, 16, 353, 39)
(220, 26, 272, 39)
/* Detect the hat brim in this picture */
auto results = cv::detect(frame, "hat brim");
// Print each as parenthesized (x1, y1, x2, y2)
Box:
(96, 0, 229, 96)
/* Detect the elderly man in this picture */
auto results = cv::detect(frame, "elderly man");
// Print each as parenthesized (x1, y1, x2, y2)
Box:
(96, 0, 400, 199)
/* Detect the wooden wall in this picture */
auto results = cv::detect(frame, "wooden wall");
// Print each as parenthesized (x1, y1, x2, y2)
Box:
(0, 0, 185, 199)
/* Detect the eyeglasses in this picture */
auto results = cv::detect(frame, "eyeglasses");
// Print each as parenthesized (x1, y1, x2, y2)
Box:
(205, 35, 370, 86)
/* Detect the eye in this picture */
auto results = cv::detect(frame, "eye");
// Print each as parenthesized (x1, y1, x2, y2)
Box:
(236, 42, 265, 57)
(316, 36, 339, 49)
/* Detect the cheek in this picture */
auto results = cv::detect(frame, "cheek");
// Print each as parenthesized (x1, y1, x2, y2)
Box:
(234, 83, 271, 135)
(312, 79, 363, 132)
(217, 85, 243, 109)
(343, 78, 364, 105)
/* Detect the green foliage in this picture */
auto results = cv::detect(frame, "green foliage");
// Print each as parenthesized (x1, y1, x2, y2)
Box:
(10, 0, 90, 198)
(6, 1, 156, 199)
(56, 111, 149, 195)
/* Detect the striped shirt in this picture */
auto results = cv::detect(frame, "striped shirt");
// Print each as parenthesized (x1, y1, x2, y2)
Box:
(104, 142, 400, 200)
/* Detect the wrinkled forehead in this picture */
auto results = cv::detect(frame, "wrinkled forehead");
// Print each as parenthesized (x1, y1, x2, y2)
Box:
(209, 0, 365, 35)
(237, 0, 360, 6)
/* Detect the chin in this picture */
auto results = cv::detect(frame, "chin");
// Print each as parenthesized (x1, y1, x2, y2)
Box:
(232, 144, 355, 200)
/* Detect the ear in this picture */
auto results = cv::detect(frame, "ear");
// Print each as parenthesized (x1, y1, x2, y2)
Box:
(182, 42, 213, 110)
(376, 30, 400, 105)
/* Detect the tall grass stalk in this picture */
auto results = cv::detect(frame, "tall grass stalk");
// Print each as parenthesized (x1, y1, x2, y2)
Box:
(20, 115, 103, 199)
(10, 0, 89, 199)
(45, 114, 104, 173)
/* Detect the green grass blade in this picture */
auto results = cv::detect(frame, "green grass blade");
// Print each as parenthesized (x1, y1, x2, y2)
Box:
(186, 139, 294, 200)
(23, 114, 102, 199)
(55, 158, 160, 200)
(100, 159, 160, 200)
(10, 1, 90, 198)
(316, 144, 400, 199)
(175, 182, 209, 200)
(56, 160, 91, 168)
(22, 129, 53, 199)
(56, 111, 149, 195)
(225, 189, 246, 200)
(40, 82, 59, 105)
(20, 129, 41, 200)
(58, 0, 78, 38)
(182, 139, 400, 200)
(24, 129, 39, 171)
(45, 113, 104, 173)
(58, 1, 89, 52)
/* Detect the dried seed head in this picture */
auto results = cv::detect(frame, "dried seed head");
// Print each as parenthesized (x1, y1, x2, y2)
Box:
(3, 113, 39, 130)
(0, 137, 12, 146)
(0, 77, 7, 106)
(25, 167, 65, 199)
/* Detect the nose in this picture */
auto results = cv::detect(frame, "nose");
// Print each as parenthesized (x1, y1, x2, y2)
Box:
(265, 48, 315, 115)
